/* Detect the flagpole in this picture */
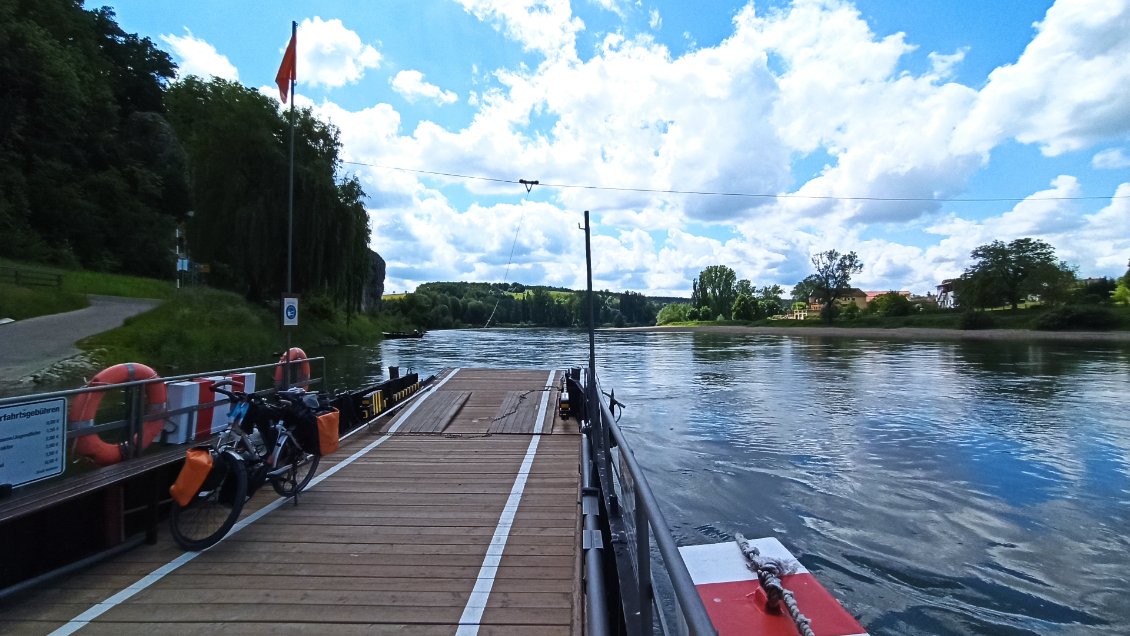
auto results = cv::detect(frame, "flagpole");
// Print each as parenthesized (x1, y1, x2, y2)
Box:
(286, 19, 296, 384)
(286, 19, 296, 296)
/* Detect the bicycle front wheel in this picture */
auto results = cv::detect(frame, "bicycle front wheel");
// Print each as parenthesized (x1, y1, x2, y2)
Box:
(270, 440, 320, 497)
(170, 451, 248, 551)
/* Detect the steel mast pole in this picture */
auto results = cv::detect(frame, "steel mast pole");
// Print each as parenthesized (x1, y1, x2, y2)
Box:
(286, 19, 296, 296)
(285, 20, 296, 386)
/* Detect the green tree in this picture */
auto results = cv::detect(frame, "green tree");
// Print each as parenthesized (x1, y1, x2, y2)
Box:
(1112, 282, 1130, 305)
(757, 284, 786, 315)
(691, 265, 738, 320)
(867, 292, 912, 317)
(618, 290, 656, 325)
(657, 303, 692, 324)
(1111, 260, 1130, 305)
(166, 77, 370, 308)
(958, 238, 1075, 310)
(0, 2, 183, 273)
(731, 294, 756, 321)
(807, 250, 863, 323)
(791, 277, 819, 305)
(1073, 277, 1116, 304)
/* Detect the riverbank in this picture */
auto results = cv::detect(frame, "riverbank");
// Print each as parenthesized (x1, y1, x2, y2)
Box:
(610, 324, 1130, 342)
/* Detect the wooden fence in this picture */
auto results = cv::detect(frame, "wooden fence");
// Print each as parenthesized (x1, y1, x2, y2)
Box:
(0, 266, 62, 288)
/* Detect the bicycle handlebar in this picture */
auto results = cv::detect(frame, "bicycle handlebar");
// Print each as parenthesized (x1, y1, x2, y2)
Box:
(210, 381, 241, 400)
(209, 380, 298, 408)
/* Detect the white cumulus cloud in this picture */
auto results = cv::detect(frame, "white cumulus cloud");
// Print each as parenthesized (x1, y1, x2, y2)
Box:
(318, 0, 1130, 296)
(456, 0, 583, 62)
(1093, 148, 1130, 169)
(160, 29, 238, 81)
(295, 17, 382, 90)
(391, 71, 458, 105)
(953, 0, 1130, 156)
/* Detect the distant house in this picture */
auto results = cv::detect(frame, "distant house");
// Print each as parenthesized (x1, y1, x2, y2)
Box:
(936, 279, 957, 309)
(809, 288, 868, 311)
(838, 288, 869, 309)
(909, 291, 938, 308)
(863, 290, 911, 304)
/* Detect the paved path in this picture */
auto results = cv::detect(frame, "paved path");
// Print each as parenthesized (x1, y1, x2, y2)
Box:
(0, 295, 160, 382)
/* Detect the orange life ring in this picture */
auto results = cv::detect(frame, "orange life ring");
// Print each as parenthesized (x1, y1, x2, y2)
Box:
(274, 347, 311, 387)
(69, 363, 167, 466)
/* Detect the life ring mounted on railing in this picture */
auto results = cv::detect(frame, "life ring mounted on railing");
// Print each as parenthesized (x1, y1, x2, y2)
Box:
(274, 347, 311, 388)
(69, 362, 167, 466)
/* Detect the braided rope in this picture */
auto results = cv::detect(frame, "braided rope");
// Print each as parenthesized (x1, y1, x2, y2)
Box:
(735, 533, 815, 636)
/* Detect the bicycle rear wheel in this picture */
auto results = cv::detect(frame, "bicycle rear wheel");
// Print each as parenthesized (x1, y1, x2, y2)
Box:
(170, 451, 248, 550)
(270, 439, 320, 497)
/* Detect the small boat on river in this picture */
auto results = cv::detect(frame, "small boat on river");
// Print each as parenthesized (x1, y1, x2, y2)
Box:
(382, 329, 425, 339)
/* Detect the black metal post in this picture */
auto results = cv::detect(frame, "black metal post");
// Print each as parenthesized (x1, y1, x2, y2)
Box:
(636, 485, 652, 632)
(583, 210, 597, 421)
(127, 385, 143, 459)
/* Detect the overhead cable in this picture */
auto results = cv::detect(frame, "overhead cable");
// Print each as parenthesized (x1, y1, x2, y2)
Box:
(341, 160, 1126, 203)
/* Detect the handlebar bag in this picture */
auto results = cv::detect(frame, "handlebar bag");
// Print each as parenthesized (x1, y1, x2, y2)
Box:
(170, 447, 215, 507)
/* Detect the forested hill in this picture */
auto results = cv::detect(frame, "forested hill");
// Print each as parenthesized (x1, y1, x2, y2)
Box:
(1, 1, 372, 312)
(383, 281, 669, 328)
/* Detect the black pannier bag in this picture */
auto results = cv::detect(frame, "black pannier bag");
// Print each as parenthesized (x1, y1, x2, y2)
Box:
(284, 398, 320, 454)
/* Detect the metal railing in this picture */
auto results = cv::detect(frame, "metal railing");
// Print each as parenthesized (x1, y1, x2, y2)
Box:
(583, 370, 717, 636)
(0, 357, 325, 487)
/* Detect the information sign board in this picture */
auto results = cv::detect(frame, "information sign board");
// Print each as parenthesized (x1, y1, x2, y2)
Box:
(0, 398, 67, 488)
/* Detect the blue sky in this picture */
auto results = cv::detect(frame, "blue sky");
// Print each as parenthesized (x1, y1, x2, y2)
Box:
(103, 0, 1130, 296)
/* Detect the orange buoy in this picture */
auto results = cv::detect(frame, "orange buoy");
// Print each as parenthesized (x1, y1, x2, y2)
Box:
(273, 347, 311, 388)
(70, 363, 167, 466)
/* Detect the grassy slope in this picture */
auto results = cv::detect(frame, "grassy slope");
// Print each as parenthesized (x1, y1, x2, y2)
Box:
(79, 286, 391, 374)
(0, 283, 88, 320)
(1, 259, 175, 321)
(1, 258, 175, 299)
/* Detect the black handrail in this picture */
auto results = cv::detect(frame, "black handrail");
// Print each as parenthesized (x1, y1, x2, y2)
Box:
(592, 374, 717, 636)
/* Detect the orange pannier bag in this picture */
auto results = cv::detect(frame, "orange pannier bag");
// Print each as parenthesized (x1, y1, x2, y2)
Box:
(316, 408, 340, 455)
(170, 447, 214, 507)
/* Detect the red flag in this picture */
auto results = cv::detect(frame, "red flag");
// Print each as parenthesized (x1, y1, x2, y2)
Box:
(276, 29, 296, 103)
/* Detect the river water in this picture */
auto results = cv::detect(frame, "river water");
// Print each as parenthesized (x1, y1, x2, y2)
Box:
(322, 328, 1130, 635)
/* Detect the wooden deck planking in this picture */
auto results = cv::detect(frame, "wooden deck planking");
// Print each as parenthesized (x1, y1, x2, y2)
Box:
(393, 390, 471, 433)
(0, 367, 581, 635)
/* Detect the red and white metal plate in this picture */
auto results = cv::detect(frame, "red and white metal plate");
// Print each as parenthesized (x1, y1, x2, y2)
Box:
(679, 537, 867, 636)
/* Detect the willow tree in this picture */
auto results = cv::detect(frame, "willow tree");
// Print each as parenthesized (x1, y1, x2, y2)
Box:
(165, 77, 369, 310)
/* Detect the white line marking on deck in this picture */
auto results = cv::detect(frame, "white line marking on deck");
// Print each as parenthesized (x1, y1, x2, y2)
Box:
(49, 368, 462, 636)
(456, 369, 556, 635)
